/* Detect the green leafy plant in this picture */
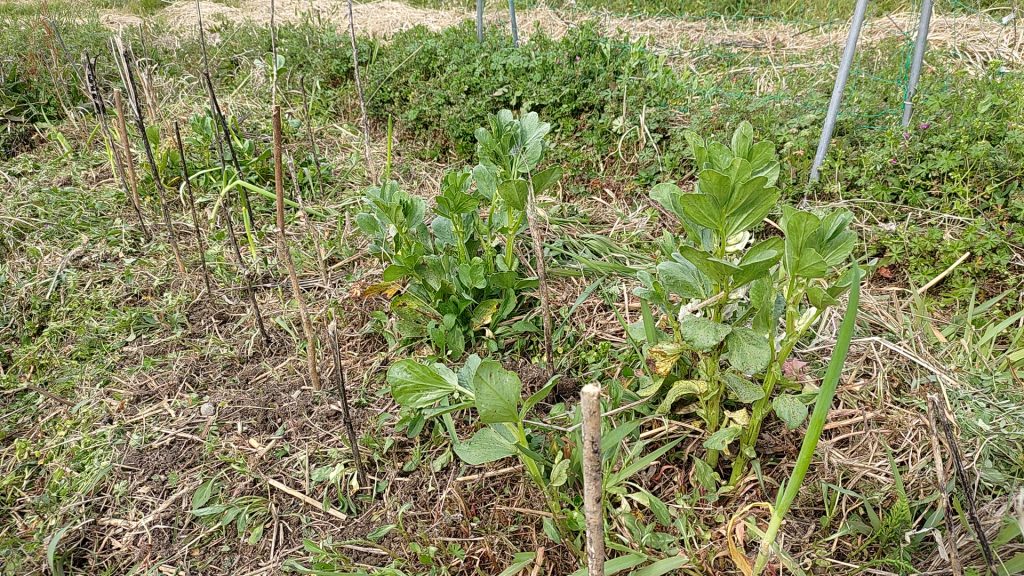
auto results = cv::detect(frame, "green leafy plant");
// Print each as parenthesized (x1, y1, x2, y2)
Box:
(386, 355, 573, 538)
(357, 110, 560, 359)
(191, 478, 271, 545)
(634, 122, 857, 481)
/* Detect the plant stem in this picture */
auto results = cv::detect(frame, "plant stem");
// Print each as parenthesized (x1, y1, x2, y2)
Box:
(111, 89, 150, 239)
(751, 264, 860, 575)
(117, 41, 186, 277)
(173, 121, 213, 296)
(273, 106, 321, 391)
(327, 317, 367, 487)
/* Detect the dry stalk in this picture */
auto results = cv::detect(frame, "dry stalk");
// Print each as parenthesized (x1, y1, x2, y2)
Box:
(580, 384, 605, 576)
(173, 121, 213, 296)
(192, 50, 269, 344)
(327, 318, 366, 486)
(287, 157, 328, 287)
(203, 72, 258, 232)
(345, 0, 375, 182)
(926, 393, 962, 576)
(932, 393, 996, 573)
(112, 89, 149, 239)
(273, 106, 320, 391)
(114, 38, 187, 277)
(82, 55, 148, 240)
(525, 182, 554, 375)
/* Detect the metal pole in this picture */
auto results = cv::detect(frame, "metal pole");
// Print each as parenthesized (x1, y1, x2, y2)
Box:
(901, 0, 934, 127)
(809, 0, 871, 182)
(476, 0, 484, 42)
(508, 0, 519, 47)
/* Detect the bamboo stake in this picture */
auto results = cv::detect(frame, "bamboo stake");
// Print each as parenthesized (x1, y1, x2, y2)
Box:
(580, 384, 604, 576)
(327, 318, 366, 487)
(273, 106, 320, 390)
(115, 39, 187, 276)
(345, 0, 374, 182)
(112, 89, 149, 239)
(173, 121, 213, 296)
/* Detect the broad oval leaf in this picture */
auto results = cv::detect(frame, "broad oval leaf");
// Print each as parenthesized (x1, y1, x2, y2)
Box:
(454, 425, 517, 465)
(724, 327, 772, 375)
(678, 315, 732, 350)
(773, 394, 808, 429)
(497, 179, 528, 211)
(473, 360, 521, 424)
(531, 166, 562, 196)
(724, 372, 765, 403)
(703, 424, 742, 451)
(388, 360, 460, 408)
(657, 260, 710, 300)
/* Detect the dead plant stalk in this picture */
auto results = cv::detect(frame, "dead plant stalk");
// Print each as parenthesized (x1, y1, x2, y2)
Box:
(327, 318, 366, 486)
(273, 106, 320, 391)
(112, 89, 149, 239)
(173, 121, 213, 295)
(345, 0, 374, 182)
(115, 39, 186, 276)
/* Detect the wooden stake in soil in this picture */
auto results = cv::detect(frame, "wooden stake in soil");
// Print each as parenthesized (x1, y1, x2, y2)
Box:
(926, 394, 962, 576)
(273, 106, 321, 391)
(115, 40, 187, 277)
(112, 89, 149, 239)
(327, 318, 367, 487)
(173, 121, 213, 296)
(345, 0, 375, 182)
(580, 384, 605, 576)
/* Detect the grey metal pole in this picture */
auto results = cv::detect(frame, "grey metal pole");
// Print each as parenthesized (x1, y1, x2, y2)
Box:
(809, 0, 871, 182)
(901, 0, 934, 127)
(477, 0, 484, 42)
(508, 0, 519, 47)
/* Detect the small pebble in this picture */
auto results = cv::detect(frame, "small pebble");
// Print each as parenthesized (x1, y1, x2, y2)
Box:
(199, 402, 216, 417)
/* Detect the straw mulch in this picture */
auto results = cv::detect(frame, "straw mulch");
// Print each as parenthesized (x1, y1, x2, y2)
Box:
(150, 1, 1023, 69)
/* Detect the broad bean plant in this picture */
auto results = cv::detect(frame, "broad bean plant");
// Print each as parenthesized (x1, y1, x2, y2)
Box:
(357, 111, 560, 359)
(635, 122, 857, 485)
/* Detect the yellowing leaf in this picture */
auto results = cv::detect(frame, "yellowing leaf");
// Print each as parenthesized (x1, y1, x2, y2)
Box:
(647, 342, 685, 377)
(361, 281, 402, 299)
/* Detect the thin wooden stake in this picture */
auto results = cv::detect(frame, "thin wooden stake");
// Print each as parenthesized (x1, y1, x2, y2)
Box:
(345, 0, 374, 182)
(112, 89, 149, 239)
(581, 384, 605, 576)
(273, 106, 320, 391)
(173, 121, 213, 296)
(926, 394, 962, 576)
(327, 317, 366, 487)
(116, 40, 186, 276)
